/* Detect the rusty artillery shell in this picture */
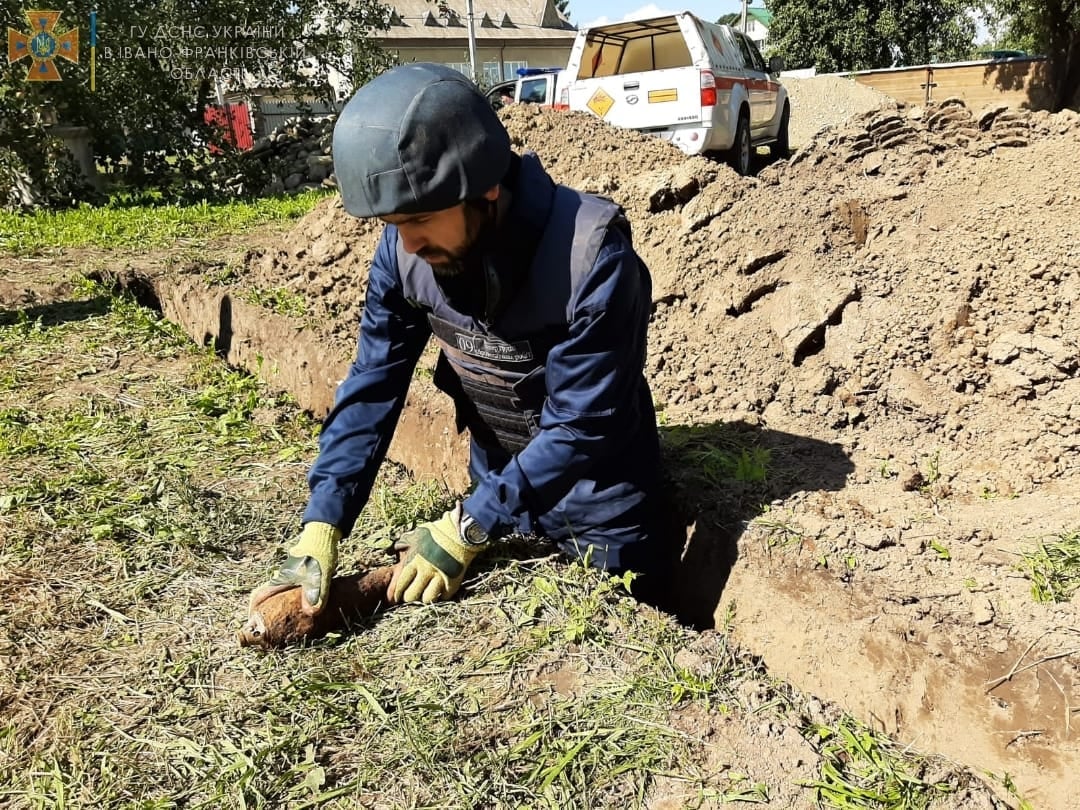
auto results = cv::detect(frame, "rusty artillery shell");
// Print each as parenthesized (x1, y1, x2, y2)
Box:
(239, 566, 396, 649)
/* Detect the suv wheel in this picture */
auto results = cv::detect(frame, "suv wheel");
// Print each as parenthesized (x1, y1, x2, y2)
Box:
(728, 113, 751, 176)
(770, 103, 790, 159)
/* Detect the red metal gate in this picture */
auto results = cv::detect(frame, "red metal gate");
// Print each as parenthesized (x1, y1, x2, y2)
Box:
(203, 103, 254, 150)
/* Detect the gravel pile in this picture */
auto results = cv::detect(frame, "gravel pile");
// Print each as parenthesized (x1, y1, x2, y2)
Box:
(780, 75, 894, 148)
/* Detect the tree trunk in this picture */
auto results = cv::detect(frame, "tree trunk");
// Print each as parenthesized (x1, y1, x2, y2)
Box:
(1048, 30, 1079, 111)
(1059, 34, 1080, 109)
(1042, 1, 1080, 111)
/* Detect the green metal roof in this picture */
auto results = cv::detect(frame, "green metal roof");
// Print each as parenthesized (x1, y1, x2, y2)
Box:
(747, 7, 773, 26)
(716, 6, 772, 28)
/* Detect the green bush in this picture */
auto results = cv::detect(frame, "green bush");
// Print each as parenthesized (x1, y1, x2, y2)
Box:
(0, 77, 100, 210)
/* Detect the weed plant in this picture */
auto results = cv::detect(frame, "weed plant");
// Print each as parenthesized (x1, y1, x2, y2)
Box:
(1019, 531, 1080, 603)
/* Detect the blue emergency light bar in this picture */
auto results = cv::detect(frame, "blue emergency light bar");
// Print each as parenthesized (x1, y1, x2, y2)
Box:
(516, 67, 563, 77)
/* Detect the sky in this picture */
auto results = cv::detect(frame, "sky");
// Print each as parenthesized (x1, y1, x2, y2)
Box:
(568, 2, 994, 43)
(568, 1, 747, 28)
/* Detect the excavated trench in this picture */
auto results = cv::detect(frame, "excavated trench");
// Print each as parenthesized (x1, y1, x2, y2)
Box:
(119, 240, 1076, 810)
(95, 96, 1080, 808)
(112, 264, 860, 622)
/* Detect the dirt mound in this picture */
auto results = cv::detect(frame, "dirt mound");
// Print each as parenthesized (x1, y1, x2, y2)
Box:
(236, 104, 723, 332)
(216, 92, 1080, 806)
(234, 196, 380, 330)
(500, 105, 722, 215)
(781, 75, 895, 148)
(649, 100, 1080, 491)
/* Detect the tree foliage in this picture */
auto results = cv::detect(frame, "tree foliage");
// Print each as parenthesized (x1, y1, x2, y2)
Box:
(0, 83, 100, 209)
(985, 0, 1080, 110)
(1, 0, 393, 204)
(767, 0, 977, 73)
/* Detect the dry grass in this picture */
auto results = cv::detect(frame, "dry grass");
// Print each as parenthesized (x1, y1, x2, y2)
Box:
(0, 279, 1000, 809)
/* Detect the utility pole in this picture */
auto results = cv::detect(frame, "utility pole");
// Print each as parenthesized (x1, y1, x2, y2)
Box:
(740, 0, 748, 32)
(465, 0, 479, 83)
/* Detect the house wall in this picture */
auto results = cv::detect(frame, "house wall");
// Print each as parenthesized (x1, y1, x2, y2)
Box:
(745, 19, 766, 45)
(380, 43, 573, 83)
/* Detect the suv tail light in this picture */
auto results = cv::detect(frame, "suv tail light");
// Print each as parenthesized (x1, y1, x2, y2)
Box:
(555, 86, 569, 110)
(700, 70, 717, 107)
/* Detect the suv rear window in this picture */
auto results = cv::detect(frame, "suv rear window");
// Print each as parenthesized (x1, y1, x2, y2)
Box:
(577, 17, 692, 78)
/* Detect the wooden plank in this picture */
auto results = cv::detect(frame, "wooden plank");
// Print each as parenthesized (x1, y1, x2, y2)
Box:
(854, 68, 928, 105)
(928, 62, 1052, 110)
(851, 59, 1052, 111)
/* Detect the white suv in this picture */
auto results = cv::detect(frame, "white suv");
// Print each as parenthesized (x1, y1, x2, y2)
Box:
(562, 13, 789, 174)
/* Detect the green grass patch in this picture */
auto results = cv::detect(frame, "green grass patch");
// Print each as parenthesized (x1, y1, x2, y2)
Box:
(1018, 530, 1080, 603)
(0, 189, 329, 254)
(660, 423, 773, 518)
(0, 283, 796, 808)
(804, 717, 957, 809)
(670, 435, 771, 486)
(241, 286, 310, 318)
(0, 284, 318, 575)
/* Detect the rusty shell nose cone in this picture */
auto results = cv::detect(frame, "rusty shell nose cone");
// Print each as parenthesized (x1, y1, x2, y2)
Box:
(238, 611, 268, 648)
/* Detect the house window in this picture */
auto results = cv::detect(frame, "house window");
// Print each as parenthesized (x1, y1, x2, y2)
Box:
(503, 60, 528, 80)
(444, 61, 502, 86)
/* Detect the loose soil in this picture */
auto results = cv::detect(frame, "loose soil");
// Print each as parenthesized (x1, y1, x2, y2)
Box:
(6, 83, 1080, 807)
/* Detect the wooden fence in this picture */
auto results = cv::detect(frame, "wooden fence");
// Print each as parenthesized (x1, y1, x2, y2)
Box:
(849, 57, 1052, 110)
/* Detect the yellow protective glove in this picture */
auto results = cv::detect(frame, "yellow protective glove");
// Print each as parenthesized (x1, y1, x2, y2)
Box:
(249, 522, 342, 616)
(389, 505, 485, 604)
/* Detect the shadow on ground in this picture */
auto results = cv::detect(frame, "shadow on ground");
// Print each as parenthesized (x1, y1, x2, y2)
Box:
(656, 420, 853, 628)
(0, 296, 111, 328)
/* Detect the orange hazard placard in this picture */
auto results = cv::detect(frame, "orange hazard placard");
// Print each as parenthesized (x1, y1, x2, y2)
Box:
(586, 87, 615, 118)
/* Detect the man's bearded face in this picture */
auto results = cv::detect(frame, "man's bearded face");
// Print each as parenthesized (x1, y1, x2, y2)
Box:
(382, 197, 495, 277)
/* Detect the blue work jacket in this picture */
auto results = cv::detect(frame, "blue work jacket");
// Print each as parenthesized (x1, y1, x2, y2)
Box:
(302, 153, 660, 568)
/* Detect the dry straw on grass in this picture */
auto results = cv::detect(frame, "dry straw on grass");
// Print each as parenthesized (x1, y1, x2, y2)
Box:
(0, 279, 1002, 808)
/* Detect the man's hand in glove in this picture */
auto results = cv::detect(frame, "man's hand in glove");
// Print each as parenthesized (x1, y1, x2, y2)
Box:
(249, 522, 342, 616)
(389, 504, 486, 604)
